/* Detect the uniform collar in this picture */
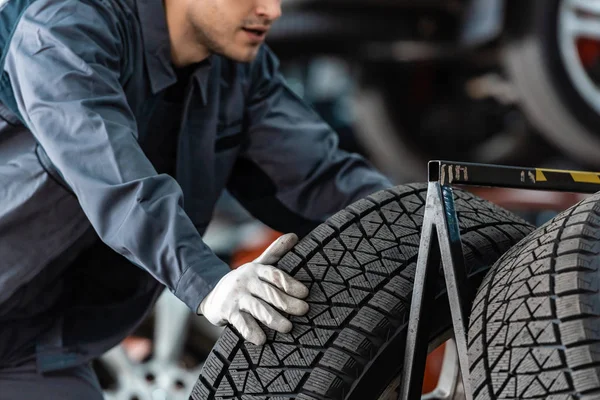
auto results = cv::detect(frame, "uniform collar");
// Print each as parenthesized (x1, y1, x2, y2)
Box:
(135, 0, 178, 94)
(135, 0, 214, 103)
(193, 57, 213, 105)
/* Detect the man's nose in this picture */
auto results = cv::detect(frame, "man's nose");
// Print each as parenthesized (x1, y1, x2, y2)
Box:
(256, 0, 281, 22)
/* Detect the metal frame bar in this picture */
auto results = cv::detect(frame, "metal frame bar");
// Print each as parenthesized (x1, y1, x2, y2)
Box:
(399, 160, 600, 400)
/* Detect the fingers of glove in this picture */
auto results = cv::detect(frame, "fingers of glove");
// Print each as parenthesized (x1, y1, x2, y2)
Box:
(248, 278, 309, 316)
(229, 311, 266, 346)
(239, 295, 292, 334)
(256, 264, 309, 299)
(254, 233, 298, 265)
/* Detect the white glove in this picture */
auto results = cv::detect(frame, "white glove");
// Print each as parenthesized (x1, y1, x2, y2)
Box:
(198, 233, 310, 345)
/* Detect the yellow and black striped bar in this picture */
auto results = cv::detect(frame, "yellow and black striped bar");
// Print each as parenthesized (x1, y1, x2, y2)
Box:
(428, 160, 600, 194)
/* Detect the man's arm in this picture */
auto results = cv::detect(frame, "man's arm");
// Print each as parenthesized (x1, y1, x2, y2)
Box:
(4, 0, 230, 312)
(228, 46, 394, 236)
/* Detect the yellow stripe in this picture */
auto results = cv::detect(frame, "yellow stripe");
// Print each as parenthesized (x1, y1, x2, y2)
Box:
(536, 169, 547, 182)
(570, 172, 600, 183)
(535, 168, 600, 184)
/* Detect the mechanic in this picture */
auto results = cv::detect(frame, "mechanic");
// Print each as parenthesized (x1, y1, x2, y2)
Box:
(0, 0, 393, 397)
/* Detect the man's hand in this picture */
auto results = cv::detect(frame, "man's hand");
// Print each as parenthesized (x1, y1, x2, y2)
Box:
(198, 233, 309, 345)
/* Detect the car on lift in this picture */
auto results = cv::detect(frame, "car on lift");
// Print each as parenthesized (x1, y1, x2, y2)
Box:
(266, 0, 600, 183)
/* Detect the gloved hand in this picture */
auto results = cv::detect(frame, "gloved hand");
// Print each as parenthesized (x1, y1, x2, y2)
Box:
(198, 233, 309, 345)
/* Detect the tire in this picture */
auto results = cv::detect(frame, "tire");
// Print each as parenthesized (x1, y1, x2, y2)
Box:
(468, 191, 600, 399)
(193, 183, 534, 399)
(503, 0, 600, 169)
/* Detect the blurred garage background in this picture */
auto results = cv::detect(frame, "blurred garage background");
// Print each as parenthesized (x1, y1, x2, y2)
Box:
(96, 1, 600, 399)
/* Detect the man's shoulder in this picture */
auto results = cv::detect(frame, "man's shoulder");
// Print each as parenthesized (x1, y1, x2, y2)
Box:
(14, 0, 132, 29)
(9, 0, 138, 55)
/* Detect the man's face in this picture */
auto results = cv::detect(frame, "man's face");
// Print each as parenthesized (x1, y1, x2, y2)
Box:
(188, 0, 282, 62)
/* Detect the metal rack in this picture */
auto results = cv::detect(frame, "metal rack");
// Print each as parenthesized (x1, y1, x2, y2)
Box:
(399, 160, 600, 400)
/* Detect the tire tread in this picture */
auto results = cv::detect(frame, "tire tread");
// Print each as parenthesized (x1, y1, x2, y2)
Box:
(194, 184, 532, 399)
(469, 193, 600, 399)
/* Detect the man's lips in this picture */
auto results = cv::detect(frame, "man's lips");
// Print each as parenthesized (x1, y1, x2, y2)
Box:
(242, 27, 268, 40)
(243, 26, 268, 34)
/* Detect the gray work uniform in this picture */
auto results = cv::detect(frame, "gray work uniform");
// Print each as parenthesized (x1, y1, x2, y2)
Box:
(0, 0, 392, 396)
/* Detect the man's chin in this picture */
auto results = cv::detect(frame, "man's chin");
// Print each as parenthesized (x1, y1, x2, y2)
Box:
(218, 45, 261, 63)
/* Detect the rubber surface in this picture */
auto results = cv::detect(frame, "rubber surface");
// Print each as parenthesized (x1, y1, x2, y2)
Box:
(193, 183, 533, 399)
(468, 192, 600, 399)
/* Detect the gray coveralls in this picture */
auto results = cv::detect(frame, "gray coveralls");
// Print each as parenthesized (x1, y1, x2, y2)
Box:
(0, 0, 392, 397)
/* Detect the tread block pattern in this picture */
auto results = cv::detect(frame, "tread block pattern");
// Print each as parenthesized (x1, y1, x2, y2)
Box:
(194, 183, 533, 399)
(469, 193, 600, 399)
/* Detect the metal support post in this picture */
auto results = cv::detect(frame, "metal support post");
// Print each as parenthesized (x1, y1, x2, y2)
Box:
(399, 177, 472, 400)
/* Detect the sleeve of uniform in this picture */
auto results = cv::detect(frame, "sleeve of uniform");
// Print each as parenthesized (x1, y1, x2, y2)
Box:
(227, 45, 394, 236)
(4, 0, 230, 312)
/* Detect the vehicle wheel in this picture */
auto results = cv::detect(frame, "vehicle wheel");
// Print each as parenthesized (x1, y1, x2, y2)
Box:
(503, 0, 600, 169)
(95, 291, 224, 400)
(351, 67, 548, 184)
(468, 191, 600, 399)
(191, 183, 534, 399)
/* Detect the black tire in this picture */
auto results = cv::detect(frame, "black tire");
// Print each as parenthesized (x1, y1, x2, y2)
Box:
(503, 0, 600, 169)
(468, 192, 600, 399)
(193, 183, 534, 400)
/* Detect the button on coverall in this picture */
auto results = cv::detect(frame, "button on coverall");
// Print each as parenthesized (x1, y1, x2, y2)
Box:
(0, 0, 393, 396)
